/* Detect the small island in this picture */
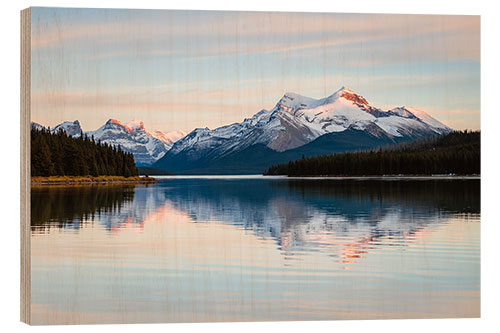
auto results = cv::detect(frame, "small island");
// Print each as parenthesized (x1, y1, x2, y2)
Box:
(31, 127, 156, 185)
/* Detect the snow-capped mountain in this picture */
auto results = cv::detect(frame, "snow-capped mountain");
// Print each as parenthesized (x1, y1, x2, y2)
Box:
(51, 120, 83, 137)
(87, 119, 184, 165)
(150, 129, 187, 145)
(31, 120, 84, 137)
(154, 87, 451, 173)
(38, 118, 186, 166)
(268, 87, 450, 149)
(30, 122, 44, 131)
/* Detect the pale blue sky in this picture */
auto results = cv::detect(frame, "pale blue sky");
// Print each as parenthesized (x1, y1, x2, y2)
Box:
(30, 7, 480, 132)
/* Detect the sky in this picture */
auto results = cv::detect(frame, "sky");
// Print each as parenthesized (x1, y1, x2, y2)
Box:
(30, 7, 480, 133)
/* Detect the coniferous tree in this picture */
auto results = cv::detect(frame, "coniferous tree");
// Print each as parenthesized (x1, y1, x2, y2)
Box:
(30, 127, 139, 177)
(31, 129, 54, 176)
(264, 131, 480, 177)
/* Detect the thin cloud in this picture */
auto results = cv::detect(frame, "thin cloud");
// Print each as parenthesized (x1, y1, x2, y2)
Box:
(31, 9, 479, 65)
(29, 9, 479, 133)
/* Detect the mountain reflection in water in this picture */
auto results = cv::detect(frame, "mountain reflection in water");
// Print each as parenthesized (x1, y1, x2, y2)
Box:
(32, 178, 479, 264)
(30, 177, 480, 324)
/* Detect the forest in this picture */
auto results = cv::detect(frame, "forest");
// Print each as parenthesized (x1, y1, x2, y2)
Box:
(31, 127, 138, 177)
(264, 131, 480, 176)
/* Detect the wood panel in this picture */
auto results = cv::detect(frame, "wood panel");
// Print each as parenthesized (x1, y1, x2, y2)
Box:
(20, 7, 31, 325)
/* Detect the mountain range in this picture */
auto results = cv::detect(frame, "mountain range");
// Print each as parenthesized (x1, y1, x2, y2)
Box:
(153, 87, 451, 174)
(31, 87, 452, 173)
(31, 119, 186, 165)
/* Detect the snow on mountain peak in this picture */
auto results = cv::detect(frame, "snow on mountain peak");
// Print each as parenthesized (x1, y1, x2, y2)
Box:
(150, 86, 456, 174)
(35, 118, 188, 166)
(273, 88, 450, 135)
(323, 86, 368, 105)
(244, 87, 452, 151)
(278, 92, 321, 112)
(126, 120, 146, 131)
(86, 119, 187, 165)
(52, 120, 82, 137)
(31, 122, 44, 130)
(390, 106, 416, 118)
(106, 118, 124, 126)
(335, 85, 352, 94)
(396, 106, 451, 131)
(151, 130, 187, 144)
(339, 89, 368, 106)
(103, 118, 147, 134)
(277, 87, 371, 115)
(55, 120, 80, 127)
(104, 118, 131, 131)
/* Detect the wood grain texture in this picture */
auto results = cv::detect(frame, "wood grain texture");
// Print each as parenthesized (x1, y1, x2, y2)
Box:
(20, 7, 31, 325)
(21, 9, 480, 325)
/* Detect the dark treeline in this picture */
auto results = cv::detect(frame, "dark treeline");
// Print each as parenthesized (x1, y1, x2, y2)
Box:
(275, 179, 480, 214)
(265, 131, 480, 176)
(31, 185, 136, 230)
(31, 127, 138, 177)
(137, 166, 174, 176)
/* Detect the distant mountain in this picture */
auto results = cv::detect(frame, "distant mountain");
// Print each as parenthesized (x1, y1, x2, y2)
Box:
(87, 119, 185, 166)
(52, 120, 83, 137)
(32, 119, 84, 137)
(30, 122, 44, 131)
(41, 119, 186, 166)
(150, 129, 186, 144)
(154, 87, 451, 174)
(31, 124, 138, 177)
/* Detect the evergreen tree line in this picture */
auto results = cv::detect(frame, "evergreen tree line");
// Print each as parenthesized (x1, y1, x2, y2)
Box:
(31, 127, 138, 177)
(31, 185, 136, 229)
(264, 131, 480, 176)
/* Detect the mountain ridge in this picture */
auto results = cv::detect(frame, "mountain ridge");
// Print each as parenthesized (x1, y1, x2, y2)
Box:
(33, 119, 186, 166)
(33, 87, 452, 172)
(154, 87, 451, 173)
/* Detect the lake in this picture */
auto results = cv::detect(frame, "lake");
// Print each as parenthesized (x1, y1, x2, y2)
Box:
(30, 176, 480, 324)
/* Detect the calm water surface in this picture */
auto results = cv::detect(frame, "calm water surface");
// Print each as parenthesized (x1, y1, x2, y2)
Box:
(30, 176, 480, 324)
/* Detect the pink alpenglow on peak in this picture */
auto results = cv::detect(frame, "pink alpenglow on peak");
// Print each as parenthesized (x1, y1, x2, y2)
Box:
(126, 120, 146, 131)
(277, 86, 369, 114)
(339, 89, 369, 106)
(84, 119, 186, 165)
(164, 86, 453, 163)
(106, 118, 126, 127)
(151, 130, 187, 145)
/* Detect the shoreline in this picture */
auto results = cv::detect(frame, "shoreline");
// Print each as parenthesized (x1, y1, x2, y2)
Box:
(151, 174, 480, 180)
(31, 175, 157, 186)
(272, 174, 481, 180)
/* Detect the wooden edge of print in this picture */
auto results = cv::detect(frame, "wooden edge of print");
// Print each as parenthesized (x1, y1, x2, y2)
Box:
(20, 7, 31, 325)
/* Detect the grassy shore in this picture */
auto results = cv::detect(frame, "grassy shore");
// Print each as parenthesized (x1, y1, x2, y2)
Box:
(31, 175, 157, 185)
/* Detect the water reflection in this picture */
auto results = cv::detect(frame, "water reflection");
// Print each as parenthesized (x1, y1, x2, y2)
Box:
(31, 184, 164, 233)
(32, 178, 479, 263)
(156, 178, 479, 263)
(30, 177, 480, 324)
